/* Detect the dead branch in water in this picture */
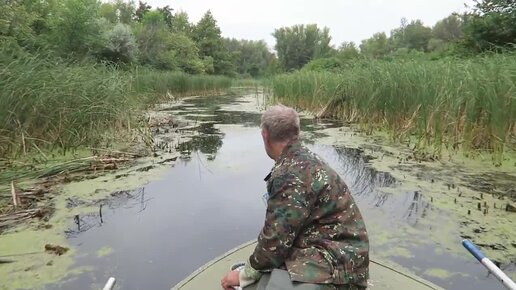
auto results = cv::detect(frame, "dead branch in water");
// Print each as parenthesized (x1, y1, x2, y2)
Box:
(0, 187, 49, 200)
(11, 181, 21, 208)
(85, 147, 142, 157)
(0, 208, 47, 229)
(0, 153, 134, 227)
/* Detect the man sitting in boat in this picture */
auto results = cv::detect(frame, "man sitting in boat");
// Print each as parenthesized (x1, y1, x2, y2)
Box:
(221, 105, 369, 290)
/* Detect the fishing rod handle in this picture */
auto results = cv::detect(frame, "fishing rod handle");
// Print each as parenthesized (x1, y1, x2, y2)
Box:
(462, 240, 516, 290)
(102, 277, 116, 290)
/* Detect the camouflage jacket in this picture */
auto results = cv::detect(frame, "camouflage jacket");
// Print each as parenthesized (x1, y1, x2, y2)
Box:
(245, 140, 369, 286)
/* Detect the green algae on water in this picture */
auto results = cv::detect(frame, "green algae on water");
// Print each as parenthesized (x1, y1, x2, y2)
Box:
(423, 268, 457, 279)
(97, 246, 113, 258)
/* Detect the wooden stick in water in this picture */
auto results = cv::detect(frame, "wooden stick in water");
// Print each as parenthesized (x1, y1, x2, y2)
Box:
(11, 181, 21, 208)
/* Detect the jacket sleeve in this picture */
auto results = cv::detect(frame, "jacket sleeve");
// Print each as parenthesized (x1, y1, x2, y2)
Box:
(249, 170, 316, 271)
(238, 261, 262, 288)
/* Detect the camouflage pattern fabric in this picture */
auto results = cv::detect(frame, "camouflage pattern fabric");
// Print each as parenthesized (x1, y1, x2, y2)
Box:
(244, 269, 367, 290)
(248, 140, 369, 287)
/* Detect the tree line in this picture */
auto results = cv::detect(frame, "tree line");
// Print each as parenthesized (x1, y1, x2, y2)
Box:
(1, 0, 514, 75)
(274, 0, 515, 71)
(1, 0, 274, 77)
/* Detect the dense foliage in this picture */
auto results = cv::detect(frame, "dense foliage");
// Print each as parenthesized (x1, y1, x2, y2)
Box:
(0, 0, 273, 76)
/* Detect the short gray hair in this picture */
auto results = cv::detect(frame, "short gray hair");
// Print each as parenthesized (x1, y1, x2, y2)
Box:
(261, 105, 300, 142)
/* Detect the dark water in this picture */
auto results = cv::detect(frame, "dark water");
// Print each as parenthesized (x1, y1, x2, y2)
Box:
(46, 94, 511, 290)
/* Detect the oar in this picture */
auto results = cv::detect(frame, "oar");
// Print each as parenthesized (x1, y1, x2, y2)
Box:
(462, 239, 516, 290)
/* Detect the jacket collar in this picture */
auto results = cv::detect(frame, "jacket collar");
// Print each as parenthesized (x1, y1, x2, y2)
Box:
(264, 139, 301, 181)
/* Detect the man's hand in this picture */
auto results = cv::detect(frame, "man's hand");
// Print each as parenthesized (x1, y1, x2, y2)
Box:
(221, 270, 240, 290)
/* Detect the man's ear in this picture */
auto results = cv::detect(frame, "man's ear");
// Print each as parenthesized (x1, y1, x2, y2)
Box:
(261, 129, 268, 140)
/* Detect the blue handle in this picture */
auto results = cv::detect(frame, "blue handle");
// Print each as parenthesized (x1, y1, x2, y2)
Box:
(462, 239, 485, 261)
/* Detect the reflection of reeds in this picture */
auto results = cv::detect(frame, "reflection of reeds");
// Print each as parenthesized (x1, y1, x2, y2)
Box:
(269, 55, 516, 162)
(373, 191, 391, 207)
(403, 191, 430, 226)
(64, 188, 150, 238)
(334, 147, 395, 197)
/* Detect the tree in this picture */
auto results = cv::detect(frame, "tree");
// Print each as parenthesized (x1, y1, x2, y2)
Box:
(0, 0, 60, 52)
(388, 18, 408, 51)
(134, 9, 205, 72)
(170, 11, 192, 35)
(99, 3, 118, 24)
(225, 38, 273, 77)
(116, 0, 135, 25)
(192, 11, 220, 57)
(272, 24, 333, 71)
(427, 15, 464, 53)
(0, 1, 37, 49)
(134, 10, 176, 69)
(192, 10, 234, 75)
(404, 20, 432, 51)
(360, 32, 390, 58)
(49, 0, 104, 57)
(99, 1, 136, 25)
(100, 23, 138, 64)
(390, 19, 432, 52)
(337, 42, 360, 59)
(170, 32, 205, 74)
(462, 0, 516, 51)
(135, 1, 151, 23)
(433, 14, 463, 42)
(157, 5, 174, 29)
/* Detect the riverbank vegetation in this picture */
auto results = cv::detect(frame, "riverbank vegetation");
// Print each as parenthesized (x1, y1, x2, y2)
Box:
(0, 55, 233, 158)
(1, 0, 514, 164)
(0, 0, 271, 161)
(268, 0, 515, 161)
(270, 55, 515, 161)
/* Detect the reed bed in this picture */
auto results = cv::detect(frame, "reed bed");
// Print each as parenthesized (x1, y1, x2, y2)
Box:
(0, 53, 233, 158)
(269, 54, 516, 158)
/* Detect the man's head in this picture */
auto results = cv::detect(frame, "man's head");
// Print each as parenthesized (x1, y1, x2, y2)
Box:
(260, 105, 300, 160)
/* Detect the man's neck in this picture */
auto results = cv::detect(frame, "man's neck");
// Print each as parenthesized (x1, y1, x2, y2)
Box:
(271, 141, 290, 161)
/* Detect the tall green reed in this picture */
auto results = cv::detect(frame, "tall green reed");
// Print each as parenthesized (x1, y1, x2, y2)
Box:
(269, 54, 516, 159)
(0, 54, 233, 158)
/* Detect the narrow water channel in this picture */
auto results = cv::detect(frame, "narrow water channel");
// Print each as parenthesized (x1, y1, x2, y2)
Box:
(44, 93, 513, 290)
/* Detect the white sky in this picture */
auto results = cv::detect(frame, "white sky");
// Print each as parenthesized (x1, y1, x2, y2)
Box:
(145, 0, 472, 48)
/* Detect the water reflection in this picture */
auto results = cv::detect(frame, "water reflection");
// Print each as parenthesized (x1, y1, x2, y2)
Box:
(333, 147, 395, 196)
(164, 95, 346, 162)
(311, 145, 397, 211)
(403, 191, 431, 226)
(164, 97, 263, 160)
(64, 212, 99, 238)
(176, 124, 224, 159)
(64, 188, 148, 239)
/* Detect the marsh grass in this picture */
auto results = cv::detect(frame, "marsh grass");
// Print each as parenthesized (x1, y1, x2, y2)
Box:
(0, 54, 233, 158)
(269, 54, 516, 160)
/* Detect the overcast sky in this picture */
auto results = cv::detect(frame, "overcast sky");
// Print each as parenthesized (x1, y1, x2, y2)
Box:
(146, 0, 472, 48)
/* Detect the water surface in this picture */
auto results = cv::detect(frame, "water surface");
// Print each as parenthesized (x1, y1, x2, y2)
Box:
(45, 93, 513, 290)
